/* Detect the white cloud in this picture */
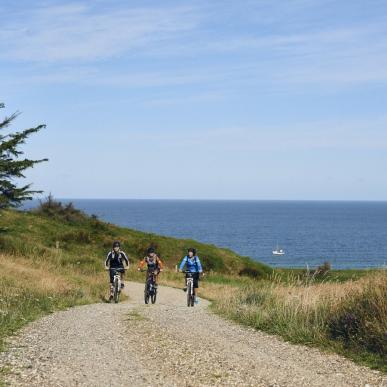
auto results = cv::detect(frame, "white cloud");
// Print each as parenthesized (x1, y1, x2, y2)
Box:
(0, 3, 201, 62)
(1, 1, 387, 92)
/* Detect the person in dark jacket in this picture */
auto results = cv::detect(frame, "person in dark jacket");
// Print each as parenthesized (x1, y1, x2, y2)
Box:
(104, 241, 129, 300)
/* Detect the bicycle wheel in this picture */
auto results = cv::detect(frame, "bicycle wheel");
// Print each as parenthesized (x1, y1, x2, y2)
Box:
(114, 279, 120, 304)
(151, 288, 157, 304)
(144, 284, 150, 304)
(187, 282, 192, 307)
(190, 289, 195, 307)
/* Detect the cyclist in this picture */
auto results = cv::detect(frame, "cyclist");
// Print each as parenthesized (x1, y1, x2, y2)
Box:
(137, 247, 164, 287)
(178, 247, 203, 303)
(105, 241, 129, 300)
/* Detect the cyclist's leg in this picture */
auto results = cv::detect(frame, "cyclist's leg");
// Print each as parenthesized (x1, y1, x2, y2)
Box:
(193, 273, 200, 301)
(154, 270, 160, 287)
(109, 269, 114, 298)
(120, 269, 125, 288)
(183, 274, 188, 291)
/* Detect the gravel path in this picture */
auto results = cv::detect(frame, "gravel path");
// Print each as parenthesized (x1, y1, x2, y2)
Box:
(0, 282, 385, 386)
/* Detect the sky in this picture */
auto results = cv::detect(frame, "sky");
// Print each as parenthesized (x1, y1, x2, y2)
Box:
(1, 0, 387, 200)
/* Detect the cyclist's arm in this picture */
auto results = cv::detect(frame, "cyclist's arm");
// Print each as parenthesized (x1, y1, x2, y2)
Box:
(178, 256, 187, 271)
(121, 252, 129, 268)
(196, 257, 203, 273)
(104, 252, 111, 269)
(138, 259, 145, 270)
(157, 257, 164, 270)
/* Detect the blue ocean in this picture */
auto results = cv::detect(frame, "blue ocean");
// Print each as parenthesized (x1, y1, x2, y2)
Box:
(24, 200, 387, 269)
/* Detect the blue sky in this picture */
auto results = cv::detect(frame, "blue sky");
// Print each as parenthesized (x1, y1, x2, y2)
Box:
(1, 0, 387, 200)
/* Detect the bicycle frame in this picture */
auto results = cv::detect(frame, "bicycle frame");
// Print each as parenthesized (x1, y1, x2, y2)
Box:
(184, 271, 195, 307)
(109, 267, 124, 303)
(142, 269, 158, 304)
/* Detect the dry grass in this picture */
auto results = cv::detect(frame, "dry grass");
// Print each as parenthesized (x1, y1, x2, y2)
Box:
(211, 271, 387, 371)
(0, 255, 73, 294)
(0, 253, 107, 351)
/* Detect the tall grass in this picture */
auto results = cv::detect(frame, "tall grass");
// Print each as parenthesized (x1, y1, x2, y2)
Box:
(211, 272, 387, 371)
(0, 254, 107, 351)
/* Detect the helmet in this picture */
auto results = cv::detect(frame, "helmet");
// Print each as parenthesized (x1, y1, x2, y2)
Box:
(187, 247, 196, 256)
(112, 241, 121, 249)
(147, 247, 155, 255)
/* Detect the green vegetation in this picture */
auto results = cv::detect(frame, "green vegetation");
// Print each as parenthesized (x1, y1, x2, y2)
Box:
(0, 201, 385, 375)
(0, 102, 47, 210)
(0, 201, 269, 352)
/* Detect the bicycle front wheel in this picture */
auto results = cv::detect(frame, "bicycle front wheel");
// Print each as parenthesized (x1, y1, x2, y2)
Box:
(151, 288, 157, 304)
(114, 280, 120, 304)
(187, 282, 193, 307)
(144, 284, 150, 304)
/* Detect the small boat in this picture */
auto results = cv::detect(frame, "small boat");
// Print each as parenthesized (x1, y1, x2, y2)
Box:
(272, 244, 285, 256)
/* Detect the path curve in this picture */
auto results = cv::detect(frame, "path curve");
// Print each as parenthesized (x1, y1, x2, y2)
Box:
(0, 282, 385, 386)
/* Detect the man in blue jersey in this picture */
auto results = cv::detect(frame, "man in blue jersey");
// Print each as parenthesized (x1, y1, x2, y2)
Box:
(178, 247, 203, 303)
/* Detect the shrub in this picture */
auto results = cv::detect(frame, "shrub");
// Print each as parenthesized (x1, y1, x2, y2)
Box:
(315, 261, 331, 278)
(328, 278, 387, 356)
(239, 266, 265, 279)
(59, 230, 92, 244)
(35, 195, 87, 223)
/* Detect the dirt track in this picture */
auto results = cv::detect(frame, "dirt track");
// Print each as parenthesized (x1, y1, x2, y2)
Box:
(0, 282, 385, 386)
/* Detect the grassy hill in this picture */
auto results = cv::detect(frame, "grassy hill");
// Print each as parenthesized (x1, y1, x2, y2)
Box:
(0, 204, 271, 276)
(0, 202, 270, 353)
(0, 202, 385, 373)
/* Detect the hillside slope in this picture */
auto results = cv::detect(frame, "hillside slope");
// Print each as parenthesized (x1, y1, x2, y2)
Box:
(1, 207, 271, 275)
(0, 205, 270, 356)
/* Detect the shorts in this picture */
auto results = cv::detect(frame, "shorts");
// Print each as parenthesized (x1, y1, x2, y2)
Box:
(109, 267, 124, 284)
(186, 272, 200, 289)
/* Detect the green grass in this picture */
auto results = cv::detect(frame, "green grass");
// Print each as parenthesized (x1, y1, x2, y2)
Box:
(0, 205, 270, 352)
(0, 202, 385, 381)
(0, 206, 271, 277)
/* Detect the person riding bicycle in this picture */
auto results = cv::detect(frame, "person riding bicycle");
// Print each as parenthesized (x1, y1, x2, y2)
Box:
(178, 248, 203, 303)
(137, 247, 164, 287)
(105, 241, 129, 300)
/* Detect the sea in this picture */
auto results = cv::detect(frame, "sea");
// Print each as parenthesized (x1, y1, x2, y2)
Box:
(23, 199, 387, 269)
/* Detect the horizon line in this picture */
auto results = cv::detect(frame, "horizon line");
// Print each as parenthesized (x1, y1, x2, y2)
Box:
(33, 197, 387, 203)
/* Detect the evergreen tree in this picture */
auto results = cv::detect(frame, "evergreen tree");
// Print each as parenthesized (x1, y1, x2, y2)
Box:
(0, 102, 48, 209)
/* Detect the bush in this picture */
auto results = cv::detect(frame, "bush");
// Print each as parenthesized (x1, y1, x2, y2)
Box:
(315, 261, 331, 278)
(328, 279, 387, 356)
(238, 266, 265, 279)
(35, 195, 87, 223)
(59, 230, 92, 244)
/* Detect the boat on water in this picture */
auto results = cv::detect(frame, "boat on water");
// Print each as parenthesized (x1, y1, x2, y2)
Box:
(272, 244, 285, 256)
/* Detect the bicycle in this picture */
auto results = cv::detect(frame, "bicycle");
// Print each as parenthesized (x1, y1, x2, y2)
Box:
(140, 269, 158, 305)
(184, 271, 195, 307)
(108, 267, 125, 304)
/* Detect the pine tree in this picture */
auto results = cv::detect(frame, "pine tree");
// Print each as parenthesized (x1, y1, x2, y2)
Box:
(0, 102, 48, 209)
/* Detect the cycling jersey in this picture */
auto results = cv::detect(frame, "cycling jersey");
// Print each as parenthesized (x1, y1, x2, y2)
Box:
(179, 255, 203, 273)
(138, 255, 164, 271)
(105, 251, 129, 268)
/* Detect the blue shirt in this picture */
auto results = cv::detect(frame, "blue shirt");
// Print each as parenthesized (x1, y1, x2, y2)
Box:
(179, 255, 203, 273)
